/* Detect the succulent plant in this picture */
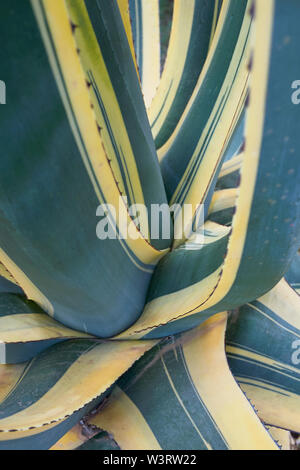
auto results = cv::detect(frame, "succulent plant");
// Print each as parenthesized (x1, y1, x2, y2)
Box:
(0, 0, 299, 450)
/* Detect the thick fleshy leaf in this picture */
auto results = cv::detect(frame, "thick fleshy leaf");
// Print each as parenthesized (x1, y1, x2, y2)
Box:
(0, 293, 94, 364)
(117, 0, 300, 339)
(208, 188, 238, 226)
(267, 427, 290, 450)
(226, 279, 300, 433)
(286, 250, 300, 294)
(96, 313, 277, 450)
(116, 0, 138, 74)
(129, 0, 161, 107)
(75, 431, 120, 451)
(216, 153, 243, 191)
(148, 0, 222, 148)
(159, 0, 251, 246)
(0, 0, 171, 338)
(0, 276, 23, 296)
(0, 338, 154, 449)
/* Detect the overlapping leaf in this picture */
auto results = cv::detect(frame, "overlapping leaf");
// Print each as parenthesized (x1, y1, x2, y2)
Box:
(118, 0, 300, 339)
(0, 0, 171, 338)
(226, 280, 300, 433)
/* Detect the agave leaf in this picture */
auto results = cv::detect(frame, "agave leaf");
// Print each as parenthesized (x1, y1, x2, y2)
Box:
(0, 338, 155, 449)
(0, 0, 171, 338)
(116, 0, 138, 74)
(160, 0, 251, 246)
(0, 276, 23, 296)
(148, 0, 222, 148)
(267, 427, 291, 450)
(117, 0, 300, 339)
(226, 279, 300, 433)
(207, 188, 238, 226)
(0, 263, 19, 287)
(129, 0, 161, 108)
(216, 152, 243, 191)
(286, 250, 300, 294)
(0, 293, 94, 364)
(90, 313, 278, 450)
(221, 109, 246, 164)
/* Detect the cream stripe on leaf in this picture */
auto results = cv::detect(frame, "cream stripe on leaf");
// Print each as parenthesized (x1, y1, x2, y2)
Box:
(0, 293, 95, 364)
(267, 427, 291, 451)
(0, 263, 19, 288)
(128, 0, 160, 108)
(50, 422, 120, 451)
(72, 431, 120, 451)
(159, 0, 250, 201)
(0, 338, 154, 449)
(226, 279, 300, 432)
(58, 0, 172, 250)
(221, 108, 246, 164)
(207, 188, 238, 226)
(116, 0, 139, 75)
(162, 0, 251, 246)
(216, 152, 243, 191)
(148, 0, 222, 149)
(103, 313, 278, 449)
(0, 0, 172, 339)
(114, 220, 231, 339)
(117, 0, 300, 339)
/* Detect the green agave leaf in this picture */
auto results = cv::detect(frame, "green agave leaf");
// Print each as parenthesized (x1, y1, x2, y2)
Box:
(148, 0, 222, 148)
(129, 0, 161, 108)
(226, 279, 300, 433)
(0, 397, 101, 451)
(64, 0, 172, 247)
(0, 338, 154, 449)
(286, 250, 300, 294)
(160, 0, 251, 237)
(116, 0, 139, 75)
(0, 293, 94, 364)
(221, 108, 246, 163)
(75, 432, 120, 451)
(0, 276, 23, 295)
(207, 188, 238, 226)
(0, 0, 171, 338)
(216, 152, 243, 190)
(93, 313, 278, 450)
(117, 0, 300, 339)
(52, 423, 121, 451)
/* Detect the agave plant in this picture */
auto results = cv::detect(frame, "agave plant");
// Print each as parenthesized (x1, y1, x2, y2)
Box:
(0, 0, 299, 451)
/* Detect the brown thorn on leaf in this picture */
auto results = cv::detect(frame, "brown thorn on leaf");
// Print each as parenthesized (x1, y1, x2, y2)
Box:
(240, 139, 246, 153)
(247, 52, 253, 72)
(70, 21, 79, 33)
(245, 91, 250, 108)
(249, 0, 256, 19)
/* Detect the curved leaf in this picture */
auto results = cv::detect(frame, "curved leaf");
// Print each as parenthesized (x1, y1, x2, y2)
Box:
(117, 0, 300, 339)
(0, 338, 154, 449)
(129, 0, 160, 108)
(226, 279, 300, 432)
(94, 313, 277, 450)
(0, 293, 93, 364)
(0, 0, 171, 338)
(148, 0, 222, 148)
